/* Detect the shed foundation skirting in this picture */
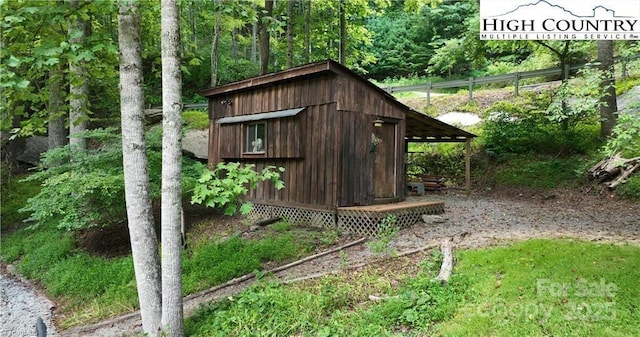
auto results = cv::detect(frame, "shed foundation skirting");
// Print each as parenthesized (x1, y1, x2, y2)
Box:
(248, 201, 445, 237)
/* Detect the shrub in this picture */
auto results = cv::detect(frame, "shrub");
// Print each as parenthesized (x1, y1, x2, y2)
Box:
(191, 161, 285, 216)
(616, 175, 640, 200)
(602, 113, 640, 158)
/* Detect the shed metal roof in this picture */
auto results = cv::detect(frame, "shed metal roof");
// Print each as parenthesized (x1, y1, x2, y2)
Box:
(217, 107, 305, 124)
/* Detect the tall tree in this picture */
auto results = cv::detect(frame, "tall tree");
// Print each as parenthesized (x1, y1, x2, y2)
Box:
(68, 0, 89, 149)
(47, 65, 66, 149)
(258, 0, 273, 74)
(117, 2, 162, 335)
(210, 7, 221, 87)
(286, 0, 293, 68)
(160, 0, 184, 335)
(338, 0, 346, 65)
(597, 40, 617, 138)
(304, 0, 311, 64)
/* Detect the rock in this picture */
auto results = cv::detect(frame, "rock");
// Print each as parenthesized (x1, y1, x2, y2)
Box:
(182, 129, 208, 160)
(422, 214, 448, 225)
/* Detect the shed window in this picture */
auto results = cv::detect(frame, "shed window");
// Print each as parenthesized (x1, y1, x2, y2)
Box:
(245, 123, 266, 153)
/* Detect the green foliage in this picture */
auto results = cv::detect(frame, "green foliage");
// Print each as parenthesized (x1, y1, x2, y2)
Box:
(493, 155, 586, 189)
(186, 254, 466, 336)
(481, 88, 601, 158)
(182, 233, 301, 294)
(19, 129, 127, 230)
(182, 109, 209, 130)
(18, 127, 165, 231)
(616, 175, 640, 200)
(191, 162, 285, 216)
(0, 172, 41, 229)
(366, 215, 399, 256)
(602, 114, 640, 158)
(1, 215, 309, 327)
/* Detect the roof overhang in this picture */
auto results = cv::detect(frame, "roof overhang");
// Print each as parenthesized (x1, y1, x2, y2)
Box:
(217, 107, 305, 124)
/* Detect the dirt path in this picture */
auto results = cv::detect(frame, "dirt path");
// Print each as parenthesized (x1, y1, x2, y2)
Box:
(6, 190, 638, 337)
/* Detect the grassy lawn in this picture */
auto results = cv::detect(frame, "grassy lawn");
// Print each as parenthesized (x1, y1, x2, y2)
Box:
(186, 239, 640, 337)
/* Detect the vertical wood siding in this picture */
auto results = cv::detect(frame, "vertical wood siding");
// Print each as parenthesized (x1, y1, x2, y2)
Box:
(208, 70, 407, 210)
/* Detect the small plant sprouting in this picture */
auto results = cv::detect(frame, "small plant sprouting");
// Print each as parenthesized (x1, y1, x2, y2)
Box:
(366, 214, 399, 257)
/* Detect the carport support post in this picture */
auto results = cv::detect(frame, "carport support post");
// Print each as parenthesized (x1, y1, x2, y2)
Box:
(465, 138, 471, 195)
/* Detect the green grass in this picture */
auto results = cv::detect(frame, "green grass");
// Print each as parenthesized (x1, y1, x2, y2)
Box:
(183, 109, 209, 130)
(1, 218, 309, 328)
(494, 155, 586, 189)
(186, 250, 464, 336)
(436, 239, 640, 336)
(0, 173, 41, 230)
(186, 239, 640, 337)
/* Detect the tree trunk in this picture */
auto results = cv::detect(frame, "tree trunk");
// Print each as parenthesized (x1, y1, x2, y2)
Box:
(231, 27, 238, 61)
(160, 0, 184, 335)
(68, 0, 89, 149)
(338, 0, 346, 65)
(286, 0, 293, 68)
(210, 10, 220, 87)
(251, 2, 258, 65)
(118, 2, 162, 336)
(48, 65, 66, 149)
(258, 0, 273, 75)
(597, 40, 618, 138)
(305, 0, 311, 64)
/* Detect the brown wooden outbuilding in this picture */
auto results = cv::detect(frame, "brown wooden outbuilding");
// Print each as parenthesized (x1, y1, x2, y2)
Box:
(203, 60, 474, 234)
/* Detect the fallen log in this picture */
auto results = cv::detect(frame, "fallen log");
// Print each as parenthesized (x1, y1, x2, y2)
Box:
(435, 239, 454, 284)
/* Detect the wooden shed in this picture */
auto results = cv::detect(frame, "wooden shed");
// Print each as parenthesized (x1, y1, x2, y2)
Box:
(203, 60, 475, 235)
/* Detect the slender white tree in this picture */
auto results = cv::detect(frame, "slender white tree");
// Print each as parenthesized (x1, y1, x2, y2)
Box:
(160, 0, 184, 335)
(118, 2, 162, 335)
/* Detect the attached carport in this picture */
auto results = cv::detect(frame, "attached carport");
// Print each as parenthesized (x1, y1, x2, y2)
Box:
(404, 110, 477, 194)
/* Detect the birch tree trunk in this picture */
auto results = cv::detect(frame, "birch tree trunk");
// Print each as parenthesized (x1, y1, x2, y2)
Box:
(118, 2, 162, 335)
(48, 65, 66, 149)
(68, 0, 89, 149)
(160, 0, 184, 335)
(210, 10, 220, 87)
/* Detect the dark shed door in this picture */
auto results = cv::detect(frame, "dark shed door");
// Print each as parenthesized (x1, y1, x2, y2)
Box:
(373, 122, 397, 199)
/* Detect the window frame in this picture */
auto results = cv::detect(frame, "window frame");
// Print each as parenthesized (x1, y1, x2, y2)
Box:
(244, 122, 267, 154)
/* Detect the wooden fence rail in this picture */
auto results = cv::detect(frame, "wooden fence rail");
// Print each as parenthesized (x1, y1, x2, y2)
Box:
(385, 54, 640, 107)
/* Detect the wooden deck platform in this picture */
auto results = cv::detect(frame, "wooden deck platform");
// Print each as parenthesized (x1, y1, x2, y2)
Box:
(337, 200, 445, 236)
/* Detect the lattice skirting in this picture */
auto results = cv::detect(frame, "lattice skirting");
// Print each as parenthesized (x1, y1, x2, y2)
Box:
(337, 202, 444, 237)
(247, 203, 336, 228)
(248, 201, 444, 237)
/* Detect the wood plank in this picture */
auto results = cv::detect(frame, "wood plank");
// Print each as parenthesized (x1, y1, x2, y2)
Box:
(338, 200, 444, 212)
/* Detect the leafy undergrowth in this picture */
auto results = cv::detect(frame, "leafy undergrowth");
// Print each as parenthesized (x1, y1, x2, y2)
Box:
(186, 239, 640, 337)
(0, 173, 41, 231)
(0, 218, 323, 329)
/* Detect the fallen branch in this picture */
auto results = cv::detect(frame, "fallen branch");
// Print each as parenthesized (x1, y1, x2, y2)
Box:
(435, 239, 454, 284)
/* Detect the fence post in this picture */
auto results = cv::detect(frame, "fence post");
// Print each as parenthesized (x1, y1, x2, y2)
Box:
(468, 77, 474, 101)
(514, 72, 520, 96)
(621, 56, 628, 79)
(427, 81, 432, 108)
(563, 63, 570, 80)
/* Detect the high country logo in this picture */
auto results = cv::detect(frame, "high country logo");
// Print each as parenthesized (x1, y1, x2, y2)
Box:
(480, 0, 640, 40)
